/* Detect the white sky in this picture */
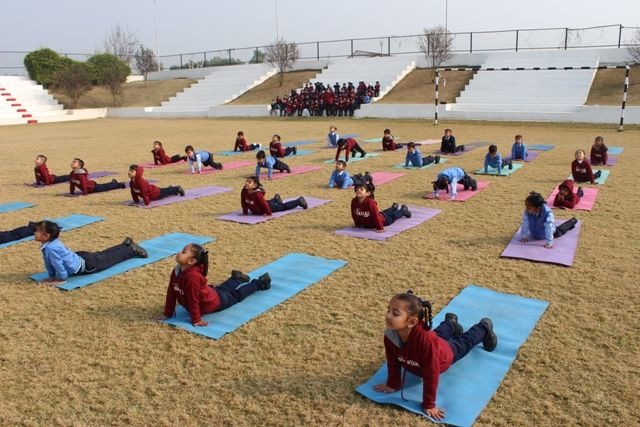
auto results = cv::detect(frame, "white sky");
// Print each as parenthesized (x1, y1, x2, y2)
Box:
(1, 1, 638, 56)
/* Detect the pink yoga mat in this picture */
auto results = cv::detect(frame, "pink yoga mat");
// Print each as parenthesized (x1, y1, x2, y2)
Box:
(217, 197, 331, 224)
(335, 206, 441, 241)
(267, 165, 323, 180)
(369, 171, 405, 186)
(547, 187, 598, 211)
(423, 181, 490, 202)
(501, 220, 582, 267)
(124, 185, 232, 208)
(141, 160, 186, 169)
(25, 171, 117, 188)
(183, 161, 253, 175)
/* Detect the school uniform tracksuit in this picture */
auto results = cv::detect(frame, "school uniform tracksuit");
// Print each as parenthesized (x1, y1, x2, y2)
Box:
(327, 132, 339, 148)
(335, 138, 366, 162)
(34, 164, 70, 185)
(435, 167, 470, 198)
(269, 141, 295, 158)
(440, 135, 461, 153)
(256, 156, 289, 179)
(70, 168, 123, 195)
(234, 137, 260, 152)
(152, 147, 185, 165)
(405, 149, 437, 167)
(328, 170, 354, 189)
(129, 165, 182, 206)
(241, 188, 298, 215)
(187, 150, 222, 173)
(590, 145, 608, 166)
(351, 197, 403, 231)
(484, 153, 504, 173)
(511, 142, 527, 160)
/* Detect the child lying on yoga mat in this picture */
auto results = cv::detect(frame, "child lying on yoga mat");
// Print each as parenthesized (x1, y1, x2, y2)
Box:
(242, 176, 307, 217)
(234, 131, 261, 152)
(34, 154, 70, 185)
(432, 167, 477, 200)
(156, 243, 271, 326)
(511, 134, 527, 160)
(484, 144, 512, 174)
(351, 183, 411, 233)
(0, 221, 37, 244)
(328, 160, 354, 189)
(571, 149, 601, 184)
(405, 142, 440, 167)
(382, 128, 403, 151)
(128, 165, 185, 206)
(374, 291, 497, 420)
(69, 158, 126, 196)
(553, 180, 584, 209)
(34, 220, 148, 285)
(520, 192, 578, 249)
(151, 141, 186, 165)
(590, 136, 608, 166)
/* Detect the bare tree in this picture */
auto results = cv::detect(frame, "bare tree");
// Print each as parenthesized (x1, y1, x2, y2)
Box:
(134, 44, 158, 83)
(265, 38, 299, 86)
(628, 29, 640, 64)
(53, 62, 93, 108)
(103, 63, 128, 106)
(418, 26, 454, 70)
(103, 25, 138, 66)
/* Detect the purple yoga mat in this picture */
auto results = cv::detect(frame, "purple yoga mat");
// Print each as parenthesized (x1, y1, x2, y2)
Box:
(218, 197, 331, 224)
(593, 156, 618, 166)
(335, 206, 441, 241)
(124, 185, 232, 208)
(500, 220, 582, 267)
(508, 150, 540, 163)
(25, 171, 118, 188)
(269, 165, 323, 180)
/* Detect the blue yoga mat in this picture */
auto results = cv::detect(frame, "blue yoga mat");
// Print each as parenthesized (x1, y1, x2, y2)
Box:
(31, 233, 213, 291)
(285, 140, 316, 147)
(608, 146, 623, 155)
(356, 285, 549, 427)
(475, 163, 523, 176)
(567, 169, 610, 185)
(0, 201, 34, 213)
(216, 150, 258, 156)
(164, 253, 347, 339)
(342, 133, 359, 139)
(0, 214, 103, 249)
(528, 144, 554, 151)
(394, 158, 448, 169)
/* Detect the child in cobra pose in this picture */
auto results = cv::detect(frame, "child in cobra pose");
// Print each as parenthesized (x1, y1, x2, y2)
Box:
(483, 144, 512, 174)
(34, 155, 70, 185)
(34, 220, 147, 285)
(553, 180, 584, 209)
(327, 125, 339, 148)
(404, 142, 440, 167)
(234, 131, 261, 152)
(520, 192, 578, 249)
(374, 291, 497, 420)
(440, 129, 463, 154)
(351, 183, 411, 233)
(571, 149, 601, 184)
(241, 176, 307, 216)
(382, 128, 403, 151)
(590, 136, 608, 166)
(128, 165, 185, 206)
(511, 135, 527, 160)
(151, 141, 186, 165)
(157, 243, 272, 326)
(269, 134, 297, 158)
(69, 158, 126, 196)
(185, 145, 223, 174)
(328, 160, 354, 189)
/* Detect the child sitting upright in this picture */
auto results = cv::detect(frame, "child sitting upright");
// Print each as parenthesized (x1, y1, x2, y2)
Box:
(335, 138, 367, 162)
(151, 141, 186, 165)
(185, 145, 223, 174)
(483, 144, 512, 174)
(157, 243, 271, 326)
(404, 142, 440, 167)
(327, 125, 339, 148)
(440, 129, 463, 154)
(241, 176, 307, 216)
(520, 192, 578, 249)
(128, 165, 185, 206)
(373, 291, 497, 420)
(34, 154, 70, 186)
(233, 131, 261, 152)
(511, 134, 527, 160)
(328, 160, 354, 189)
(590, 136, 608, 166)
(553, 180, 584, 209)
(69, 158, 126, 196)
(382, 128, 403, 151)
(255, 150, 290, 180)
(432, 167, 477, 200)
(34, 220, 147, 285)
(351, 183, 411, 233)
(269, 134, 297, 158)
(571, 149, 601, 184)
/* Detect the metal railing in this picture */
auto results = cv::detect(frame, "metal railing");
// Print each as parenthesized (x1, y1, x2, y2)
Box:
(1, 24, 639, 75)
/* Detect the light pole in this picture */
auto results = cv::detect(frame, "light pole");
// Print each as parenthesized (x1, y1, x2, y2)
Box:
(275, 0, 280, 40)
(154, 0, 160, 69)
(445, 0, 448, 31)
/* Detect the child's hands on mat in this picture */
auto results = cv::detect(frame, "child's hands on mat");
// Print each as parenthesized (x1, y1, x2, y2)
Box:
(373, 383, 395, 393)
(155, 314, 169, 321)
(194, 320, 209, 327)
(40, 277, 65, 285)
(544, 243, 553, 249)
(375, 229, 384, 234)
(425, 406, 445, 420)
(520, 238, 528, 243)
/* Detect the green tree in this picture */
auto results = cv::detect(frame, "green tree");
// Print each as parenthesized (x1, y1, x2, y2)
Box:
(23, 48, 73, 87)
(103, 63, 128, 106)
(87, 53, 131, 85)
(53, 62, 93, 108)
(134, 44, 158, 83)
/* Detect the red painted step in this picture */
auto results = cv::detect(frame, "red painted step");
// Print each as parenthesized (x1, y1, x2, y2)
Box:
(11, 103, 21, 107)
(6, 98, 16, 101)
(27, 120, 38, 124)
(17, 108, 27, 112)
(1, 92, 10, 96)
(22, 114, 32, 118)
(0, 88, 6, 90)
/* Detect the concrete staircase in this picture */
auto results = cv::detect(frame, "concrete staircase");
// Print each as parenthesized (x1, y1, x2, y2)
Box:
(149, 63, 276, 116)
(450, 50, 600, 113)
(0, 76, 67, 125)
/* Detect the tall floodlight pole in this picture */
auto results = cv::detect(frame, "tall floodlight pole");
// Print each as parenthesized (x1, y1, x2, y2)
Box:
(275, 0, 280, 40)
(154, 0, 160, 68)
(445, 0, 448, 30)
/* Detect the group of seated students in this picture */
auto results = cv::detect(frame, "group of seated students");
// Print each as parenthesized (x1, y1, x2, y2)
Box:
(270, 80, 381, 117)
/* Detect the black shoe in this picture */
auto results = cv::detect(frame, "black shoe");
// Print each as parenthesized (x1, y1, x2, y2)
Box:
(272, 193, 283, 205)
(176, 186, 185, 197)
(391, 202, 400, 211)
(400, 204, 412, 218)
(122, 237, 133, 247)
(508, 161, 513, 170)
(480, 318, 497, 352)
(215, 163, 223, 170)
(285, 166, 291, 173)
(257, 273, 271, 290)
(459, 145, 465, 152)
(577, 187, 584, 198)
(594, 170, 601, 179)
(360, 151, 366, 158)
(445, 313, 464, 337)
(231, 270, 250, 283)
(131, 242, 148, 258)
(297, 196, 308, 209)
(469, 178, 478, 191)
(293, 147, 298, 155)
(434, 155, 441, 164)
(28, 221, 38, 230)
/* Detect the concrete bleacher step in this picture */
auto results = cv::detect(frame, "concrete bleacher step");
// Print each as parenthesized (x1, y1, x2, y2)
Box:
(0, 75, 68, 124)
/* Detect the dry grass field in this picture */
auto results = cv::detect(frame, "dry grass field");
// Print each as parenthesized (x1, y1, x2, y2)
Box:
(0, 117, 638, 426)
